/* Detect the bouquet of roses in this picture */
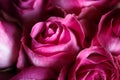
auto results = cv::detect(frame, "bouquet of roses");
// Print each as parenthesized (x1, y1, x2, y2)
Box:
(0, 0, 120, 80)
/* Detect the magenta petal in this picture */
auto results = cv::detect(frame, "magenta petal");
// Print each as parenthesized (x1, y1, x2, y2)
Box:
(47, 13, 84, 42)
(58, 14, 85, 47)
(30, 22, 46, 38)
(22, 42, 78, 70)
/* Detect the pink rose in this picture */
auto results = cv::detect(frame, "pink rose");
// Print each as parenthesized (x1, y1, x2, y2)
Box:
(95, 8, 120, 56)
(11, 66, 57, 80)
(0, 20, 21, 68)
(68, 46, 119, 80)
(17, 14, 84, 70)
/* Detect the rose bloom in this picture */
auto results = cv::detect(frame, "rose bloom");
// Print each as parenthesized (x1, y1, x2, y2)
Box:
(68, 46, 119, 80)
(0, 20, 21, 69)
(93, 8, 120, 56)
(17, 14, 84, 71)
